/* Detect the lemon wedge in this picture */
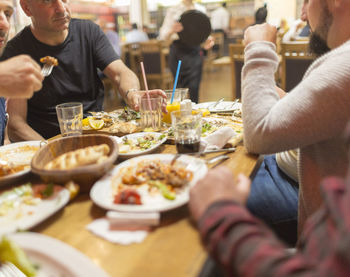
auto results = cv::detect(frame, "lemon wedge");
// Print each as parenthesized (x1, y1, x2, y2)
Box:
(193, 109, 210, 117)
(82, 117, 90, 127)
(88, 118, 104, 130)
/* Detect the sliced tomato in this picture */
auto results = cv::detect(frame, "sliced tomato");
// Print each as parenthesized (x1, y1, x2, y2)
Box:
(114, 189, 142, 205)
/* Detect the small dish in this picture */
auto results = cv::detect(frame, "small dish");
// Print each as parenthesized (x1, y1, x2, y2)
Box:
(115, 132, 167, 159)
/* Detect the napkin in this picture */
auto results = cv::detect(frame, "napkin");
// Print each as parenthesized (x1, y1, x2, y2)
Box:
(86, 211, 160, 245)
(201, 126, 236, 151)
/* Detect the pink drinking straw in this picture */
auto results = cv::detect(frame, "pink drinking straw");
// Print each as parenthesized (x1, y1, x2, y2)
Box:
(140, 62, 152, 110)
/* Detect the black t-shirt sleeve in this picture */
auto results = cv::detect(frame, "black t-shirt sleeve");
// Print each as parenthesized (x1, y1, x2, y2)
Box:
(90, 22, 119, 71)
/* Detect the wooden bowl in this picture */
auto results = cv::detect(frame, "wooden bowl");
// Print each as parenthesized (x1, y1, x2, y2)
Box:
(31, 134, 118, 192)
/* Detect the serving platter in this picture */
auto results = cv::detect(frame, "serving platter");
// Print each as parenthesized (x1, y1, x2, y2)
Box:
(90, 154, 207, 213)
(8, 232, 110, 277)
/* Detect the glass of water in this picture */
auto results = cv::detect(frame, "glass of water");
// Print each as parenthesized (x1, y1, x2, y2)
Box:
(139, 96, 162, 131)
(56, 102, 83, 137)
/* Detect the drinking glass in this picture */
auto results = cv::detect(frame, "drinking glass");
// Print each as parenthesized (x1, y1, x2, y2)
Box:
(139, 96, 162, 131)
(179, 88, 190, 101)
(56, 102, 83, 137)
(171, 110, 202, 153)
(163, 90, 181, 124)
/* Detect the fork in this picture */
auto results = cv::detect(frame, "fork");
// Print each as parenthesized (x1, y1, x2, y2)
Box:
(41, 64, 54, 77)
(0, 262, 27, 277)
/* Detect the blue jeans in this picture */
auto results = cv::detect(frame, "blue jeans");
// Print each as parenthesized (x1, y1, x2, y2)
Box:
(247, 155, 299, 244)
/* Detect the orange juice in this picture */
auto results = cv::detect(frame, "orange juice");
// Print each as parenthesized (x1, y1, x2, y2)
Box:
(163, 102, 180, 124)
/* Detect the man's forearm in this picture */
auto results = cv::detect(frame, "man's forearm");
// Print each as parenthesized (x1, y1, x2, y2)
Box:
(8, 117, 44, 141)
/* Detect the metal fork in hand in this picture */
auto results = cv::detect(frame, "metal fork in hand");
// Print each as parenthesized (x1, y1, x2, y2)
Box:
(41, 64, 54, 77)
(0, 262, 27, 277)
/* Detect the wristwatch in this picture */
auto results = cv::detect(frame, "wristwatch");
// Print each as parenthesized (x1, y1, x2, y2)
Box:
(125, 88, 139, 99)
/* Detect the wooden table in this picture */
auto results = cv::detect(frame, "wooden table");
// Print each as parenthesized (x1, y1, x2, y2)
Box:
(31, 143, 259, 277)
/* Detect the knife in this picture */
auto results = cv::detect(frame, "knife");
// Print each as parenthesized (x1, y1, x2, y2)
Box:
(185, 147, 236, 156)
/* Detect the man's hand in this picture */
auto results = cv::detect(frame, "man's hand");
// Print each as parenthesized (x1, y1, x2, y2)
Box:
(127, 89, 167, 113)
(189, 167, 251, 223)
(243, 23, 277, 46)
(0, 55, 43, 98)
(202, 36, 215, 50)
(172, 22, 183, 34)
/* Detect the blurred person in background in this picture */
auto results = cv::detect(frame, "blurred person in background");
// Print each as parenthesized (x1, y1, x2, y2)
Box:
(0, 0, 43, 145)
(125, 23, 148, 44)
(159, 0, 214, 103)
(98, 19, 121, 56)
(210, 2, 230, 37)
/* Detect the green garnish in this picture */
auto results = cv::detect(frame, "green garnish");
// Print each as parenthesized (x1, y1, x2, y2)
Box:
(41, 183, 54, 198)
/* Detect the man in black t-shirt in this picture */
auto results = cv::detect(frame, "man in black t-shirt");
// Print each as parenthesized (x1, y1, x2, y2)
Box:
(1, 0, 165, 140)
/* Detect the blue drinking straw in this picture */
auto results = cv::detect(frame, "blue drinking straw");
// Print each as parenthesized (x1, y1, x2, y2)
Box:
(171, 60, 182, 104)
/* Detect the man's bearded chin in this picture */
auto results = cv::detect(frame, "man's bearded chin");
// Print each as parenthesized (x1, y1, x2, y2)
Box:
(309, 32, 330, 56)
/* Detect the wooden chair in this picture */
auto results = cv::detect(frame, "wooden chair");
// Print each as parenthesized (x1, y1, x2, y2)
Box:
(229, 43, 245, 99)
(123, 42, 141, 76)
(280, 43, 316, 91)
(138, 40, 173, 90)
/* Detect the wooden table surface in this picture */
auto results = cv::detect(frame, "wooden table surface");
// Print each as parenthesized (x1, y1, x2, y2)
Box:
(31, 143, 259, 277)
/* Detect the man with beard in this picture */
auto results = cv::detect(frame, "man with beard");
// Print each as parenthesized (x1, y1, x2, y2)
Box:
(0, 0, 43, 145)
(189, 0, 350, 275)
(0, 0, 165, 141)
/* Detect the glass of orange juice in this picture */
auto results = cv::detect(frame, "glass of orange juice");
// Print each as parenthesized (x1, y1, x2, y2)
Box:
(163, 90, 181, 124)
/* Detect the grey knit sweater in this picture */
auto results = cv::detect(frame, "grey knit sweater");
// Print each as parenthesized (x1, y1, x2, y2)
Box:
(242, 40, 350, 232)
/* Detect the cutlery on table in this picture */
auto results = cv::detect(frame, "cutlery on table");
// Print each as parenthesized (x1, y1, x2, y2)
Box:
(205, 154, 230, 165)
(210, 97, 224, 109)
(0, 262, 27, 277)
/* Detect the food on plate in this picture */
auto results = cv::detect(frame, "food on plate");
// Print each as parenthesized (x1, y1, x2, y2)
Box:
(112, 160, 193, 203)
(39, 56, 58, 66)
(0, 236, 37, 277)
(192, 108, 210, 117)
(114, 189, 142, 205)
(0, 183, 59, 217)
(0, 161, 27, 177)
(107, 121, 139, 134)
(116, 107, 140, 121)
(0, 145, 40, 178)
(44, 144, 110, 170)
(119, 133, 166, 154)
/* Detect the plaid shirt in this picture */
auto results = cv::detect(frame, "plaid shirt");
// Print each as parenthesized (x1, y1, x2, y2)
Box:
(199, 175, 350, 276)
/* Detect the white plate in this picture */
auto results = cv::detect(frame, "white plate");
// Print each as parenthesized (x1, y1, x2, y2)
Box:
(8, 232, 110, 277)
(194, 101, 242, 113)
(90, 154, 207, 212)
(115, 132, 167, 159)
(0, 185, 70, 236)
(0, 141, 42, 186)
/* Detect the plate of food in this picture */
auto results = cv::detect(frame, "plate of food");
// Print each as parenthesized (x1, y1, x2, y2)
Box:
(194, 101, 242, 113)
(0, 183, 70, 236)
(0, 141, 42, 186)
(90, 154, 207, 212)
(2, 232, 110, 277)
(83, 108, 142, 135)
(115, 132, 167, 159)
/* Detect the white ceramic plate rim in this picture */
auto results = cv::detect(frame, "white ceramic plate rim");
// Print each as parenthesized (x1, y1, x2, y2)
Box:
(194, 101, 241, 113)
(90, 154, 208, 212)
(115, 132, 167, 158)
(0, 186, 70, 236)
(0, 141, 42, 186)
(8, 232, 110, 277)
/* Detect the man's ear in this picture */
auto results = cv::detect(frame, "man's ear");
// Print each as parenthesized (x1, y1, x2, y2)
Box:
(20, 0, 32, 17)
